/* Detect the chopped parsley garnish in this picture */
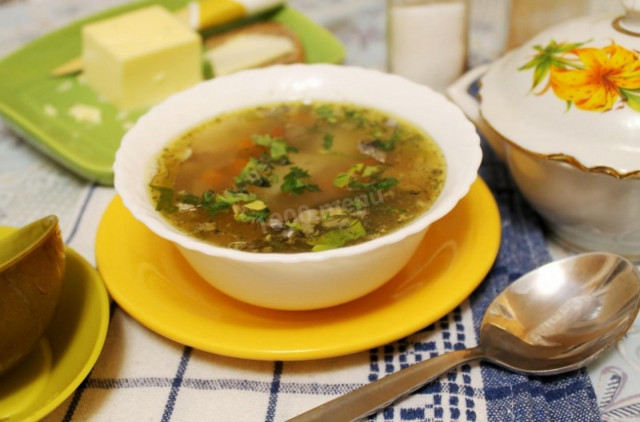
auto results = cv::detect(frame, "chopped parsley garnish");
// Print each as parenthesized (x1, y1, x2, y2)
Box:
(217, 190, 258, 204)
(370, 128, 402, 151)
(333, 163, 397, 192)
(235, 157, 273, 187)
(150, 185, 177, 213)
(322, 133, 334, 151)
(235, 209, 270, 223)
(344, 109, 365, 128)
(180, 193, 200, 205)
(243, 199, 268, 210)
(234, 200, 270, 223)
(179, 189, 231, 216)
(285, 221, 304, 231)
(362, 165, 380, 178)
(308, 219, 366, 251)
(332, 172, 351, 189)
(281, 167, 321, 195)
(371, 139, 396, 151)
(252, 134, 297, 164)
(315, 105, 337, 123)
(235, 210, 270, 223)
(173, 188, 272, 224)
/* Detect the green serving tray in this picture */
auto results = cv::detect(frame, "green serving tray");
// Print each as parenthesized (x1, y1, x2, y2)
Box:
(0, 1, 345, 185)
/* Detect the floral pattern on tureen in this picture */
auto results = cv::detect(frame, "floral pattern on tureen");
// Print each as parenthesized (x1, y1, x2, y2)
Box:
(519, 40, 640, 112)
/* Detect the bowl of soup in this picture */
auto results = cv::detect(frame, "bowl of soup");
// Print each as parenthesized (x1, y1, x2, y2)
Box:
(114, 64, 481, 310)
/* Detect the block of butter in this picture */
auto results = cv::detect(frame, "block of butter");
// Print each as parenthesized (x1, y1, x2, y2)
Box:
(83, 5, 202, 111)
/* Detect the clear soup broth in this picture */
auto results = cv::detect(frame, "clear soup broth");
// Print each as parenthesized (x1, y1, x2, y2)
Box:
(149, 101, 446, 253)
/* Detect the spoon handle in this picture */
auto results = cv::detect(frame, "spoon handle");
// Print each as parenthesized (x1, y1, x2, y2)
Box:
(287, 347, 484, 422)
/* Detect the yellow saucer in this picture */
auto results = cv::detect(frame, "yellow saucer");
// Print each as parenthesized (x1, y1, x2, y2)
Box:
(96, 178, 500, 361)
(0, 231, 110, 421)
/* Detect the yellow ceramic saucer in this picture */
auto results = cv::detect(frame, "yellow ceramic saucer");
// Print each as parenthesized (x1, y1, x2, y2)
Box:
(0, 230, 110, 422)
(96, 178, 500, 361)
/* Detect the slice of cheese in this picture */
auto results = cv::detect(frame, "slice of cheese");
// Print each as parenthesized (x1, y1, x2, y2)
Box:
(205, 33, 295, 76)
(82, 5, 202, 111)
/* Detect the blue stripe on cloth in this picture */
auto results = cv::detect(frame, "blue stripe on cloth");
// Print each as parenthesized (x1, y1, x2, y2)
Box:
(88, 377, 175, 388)
(265, 361, 283, 422)
(473, 136, 601, 421)
(62, 378, 89, 422)
(65, 376, 487, 398)
(161, 347, 193, 422)
(64, 183, 96, 244)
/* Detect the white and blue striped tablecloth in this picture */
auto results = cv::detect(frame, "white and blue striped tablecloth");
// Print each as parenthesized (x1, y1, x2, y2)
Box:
(0, 0, 638, 420)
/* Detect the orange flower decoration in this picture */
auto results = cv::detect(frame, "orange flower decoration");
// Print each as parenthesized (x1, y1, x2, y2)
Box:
(520, 40, 640, 112)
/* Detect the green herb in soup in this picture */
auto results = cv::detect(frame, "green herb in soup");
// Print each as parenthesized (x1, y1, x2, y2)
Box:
(149, 102, 446, 253)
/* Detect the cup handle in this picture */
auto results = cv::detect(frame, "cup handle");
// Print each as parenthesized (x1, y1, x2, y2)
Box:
(447, 65, 507, 161)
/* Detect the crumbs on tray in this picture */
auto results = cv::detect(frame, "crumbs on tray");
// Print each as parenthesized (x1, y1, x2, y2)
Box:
(68, 104, 102, 125)
(43, 104, 58, 117)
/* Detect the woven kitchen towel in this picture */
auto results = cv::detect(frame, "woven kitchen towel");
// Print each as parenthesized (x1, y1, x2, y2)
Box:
(39, 138, 601, 422)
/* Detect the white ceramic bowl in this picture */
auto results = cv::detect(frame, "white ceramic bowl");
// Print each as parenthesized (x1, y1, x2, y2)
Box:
(114, 64, 481, 310)
(449, 6, 640, 260)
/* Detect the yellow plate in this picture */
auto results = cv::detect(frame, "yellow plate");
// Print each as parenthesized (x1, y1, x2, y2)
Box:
(0, 231, 110, 422)
(96, 178, 500, 360)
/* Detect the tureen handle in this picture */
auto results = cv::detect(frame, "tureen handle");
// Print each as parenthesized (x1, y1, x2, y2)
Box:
(618, 0, 640, 34)
(446, 65, 507, 161)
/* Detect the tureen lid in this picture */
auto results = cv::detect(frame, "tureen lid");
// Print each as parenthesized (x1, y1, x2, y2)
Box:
(480, 1, 640, 177)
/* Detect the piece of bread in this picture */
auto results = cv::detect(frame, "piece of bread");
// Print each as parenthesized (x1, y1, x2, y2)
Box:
(203, 22, 305, 76)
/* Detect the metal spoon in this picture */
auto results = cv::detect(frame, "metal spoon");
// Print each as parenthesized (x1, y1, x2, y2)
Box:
(288, 252, 640, 422)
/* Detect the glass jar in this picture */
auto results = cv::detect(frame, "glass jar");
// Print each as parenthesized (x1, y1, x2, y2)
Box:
(387, 0, 468, 93)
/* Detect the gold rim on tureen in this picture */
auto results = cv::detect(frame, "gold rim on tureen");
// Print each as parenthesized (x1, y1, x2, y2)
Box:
(481, 114, 640, 180)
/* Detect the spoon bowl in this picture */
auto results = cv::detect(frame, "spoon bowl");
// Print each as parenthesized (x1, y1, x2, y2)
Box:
(289, 252, 640, 421)
(482, 252, 640, 375)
